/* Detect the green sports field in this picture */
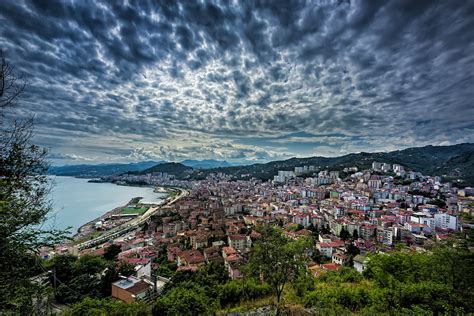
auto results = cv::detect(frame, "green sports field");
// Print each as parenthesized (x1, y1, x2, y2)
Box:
(120, 206, 149, 215)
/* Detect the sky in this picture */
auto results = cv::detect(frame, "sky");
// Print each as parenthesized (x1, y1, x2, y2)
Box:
(1, 0, 473, 165)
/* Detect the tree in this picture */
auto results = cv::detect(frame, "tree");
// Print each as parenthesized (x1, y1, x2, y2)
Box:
(103, 244, 122, 261)
(339, 227, 350, 241)
(45, 254, 78, 284)
(308, 223, 320, 239)
(247, 225, 310, 313)
(311, 248, 322, 264)
(63, 297, 148, 316)
(57, 274, 101, 304)
(0, 51, 67, 313)
(152, 285, 218, 316)
(0, 50, 25, 110)
(321, 224, 330, 235)
(117, 261, 135, 277)
(46, 254, 109, 304)
(195, 261, 229, 287)
(352, 229, 359, 240)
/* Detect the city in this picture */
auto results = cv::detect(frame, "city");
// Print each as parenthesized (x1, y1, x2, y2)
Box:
(38, 159, 474, 314)
(1, 0, 474, 314)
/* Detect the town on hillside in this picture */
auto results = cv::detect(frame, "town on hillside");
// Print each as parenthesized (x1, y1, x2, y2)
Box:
(39, 160, 474, 312)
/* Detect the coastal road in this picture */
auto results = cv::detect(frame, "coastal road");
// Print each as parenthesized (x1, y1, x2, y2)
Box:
(75, 187, 188, 251)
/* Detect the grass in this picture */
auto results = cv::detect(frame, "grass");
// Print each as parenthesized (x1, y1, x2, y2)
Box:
(120, 206, 148, 215)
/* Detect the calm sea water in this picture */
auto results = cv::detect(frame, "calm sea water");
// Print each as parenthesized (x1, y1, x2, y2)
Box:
(44, 176, 166, 234)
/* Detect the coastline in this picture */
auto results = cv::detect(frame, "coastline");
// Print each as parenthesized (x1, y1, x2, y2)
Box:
(71, 186, 172, 243)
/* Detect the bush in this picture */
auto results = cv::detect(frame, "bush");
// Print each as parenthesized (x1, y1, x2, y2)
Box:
(153, 285, 218, 316)
(63, 298, 148, 316)
(217, 279, 271, 306)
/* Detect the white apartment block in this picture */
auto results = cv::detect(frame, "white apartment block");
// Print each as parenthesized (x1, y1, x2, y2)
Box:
(434, 213, 458, 230)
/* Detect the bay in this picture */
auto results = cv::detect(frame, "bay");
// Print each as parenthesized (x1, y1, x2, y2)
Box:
(44, 176, 166, 234)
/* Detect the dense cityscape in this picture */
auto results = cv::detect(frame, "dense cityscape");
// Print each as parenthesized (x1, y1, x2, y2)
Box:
(34, 159, 473, 314)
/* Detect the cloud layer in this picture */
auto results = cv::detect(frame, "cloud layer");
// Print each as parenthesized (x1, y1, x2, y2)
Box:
(1, 0, 473, 164)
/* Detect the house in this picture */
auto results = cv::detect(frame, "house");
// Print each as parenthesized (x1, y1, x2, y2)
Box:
(191, 233, 209, 249)
(203, 246, 222, 263)
(167, 246, 182, 262)
(353, 255, 368, 273)
(292, 213, 310, 227)
(404, 222, 431, 234)
(121, 258, 151, 279)
(321, 262, 341, 272)
(111, 276, 152, 303)
(332, 252, 348, 265)
(177, 249, 206, 267)
(316, 239, 345, 258)
(310, 262, 342, 277)
(224, 253, 244, 280)
(228, 234, 251, 251)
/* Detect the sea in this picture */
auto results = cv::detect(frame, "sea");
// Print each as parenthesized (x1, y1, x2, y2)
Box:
(44, 176, 166, 234)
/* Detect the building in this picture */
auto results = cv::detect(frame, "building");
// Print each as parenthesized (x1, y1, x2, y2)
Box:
(317, 239, 345, 258)
(368, 176, 382, 190)
(353, 255, 368, 273)
(381, 163, 391, 172)
(177, 249, 206, 266)
(376, 226, 394, 245)
(372, 161, 382, 171)
(434, 213, 458, 231)
(393, 164, 405, 173)
(112, 276, 152, 303)
(228, 234, 251, 251)
(292, 213, 310, 227)
(360, 224, 376, 240)
(332, 252, 348, 265)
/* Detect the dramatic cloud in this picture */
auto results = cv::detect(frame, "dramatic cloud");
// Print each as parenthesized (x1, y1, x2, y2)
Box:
(1, 0, 473, 164)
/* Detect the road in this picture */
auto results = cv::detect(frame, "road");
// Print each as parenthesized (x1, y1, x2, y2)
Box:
(75, 187, 188, 251)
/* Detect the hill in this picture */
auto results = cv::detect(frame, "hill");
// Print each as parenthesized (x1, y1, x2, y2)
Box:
(49, 144, 474, 185)
(180, 159, 232, 169)
(185, 143, 474, 185)
(48, 161, 163, 177)
(140, 162, 193, 175)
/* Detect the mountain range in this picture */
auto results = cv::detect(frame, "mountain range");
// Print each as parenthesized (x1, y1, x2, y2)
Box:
(49, 143, 474, 186)
(48, 159, 234, 177)
(144, 143, 474, 186)
(48, 160, 162, 177)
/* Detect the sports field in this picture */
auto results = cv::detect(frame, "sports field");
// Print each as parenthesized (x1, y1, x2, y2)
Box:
(120, 206, 149, 215)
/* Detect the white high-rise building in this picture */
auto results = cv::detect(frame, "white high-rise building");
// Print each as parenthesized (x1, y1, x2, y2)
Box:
(372, 161, 382, 171)
(434, 213, 458, 231)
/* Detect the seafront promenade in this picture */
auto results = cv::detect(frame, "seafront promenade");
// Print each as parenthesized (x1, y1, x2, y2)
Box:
(74, 187, 188, 251)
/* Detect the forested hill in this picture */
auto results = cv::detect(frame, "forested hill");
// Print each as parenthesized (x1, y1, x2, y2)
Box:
(140, 162, 193, 174)
(48, 161, 162, 177)
(185, 143, 474, 185)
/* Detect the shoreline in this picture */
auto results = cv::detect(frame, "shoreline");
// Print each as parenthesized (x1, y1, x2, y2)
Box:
(71, 186, 172, 242)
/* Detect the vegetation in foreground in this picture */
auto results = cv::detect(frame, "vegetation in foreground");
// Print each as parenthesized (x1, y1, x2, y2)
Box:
(60, 226, 474, 315)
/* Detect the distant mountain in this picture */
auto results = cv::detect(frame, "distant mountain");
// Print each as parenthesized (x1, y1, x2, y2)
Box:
(48, 161, 163, 177)
(139, 162, 193, 174)
(50, 144, 474, 185)
(180, 159, 232, 169)
(184, 143, 474, 185)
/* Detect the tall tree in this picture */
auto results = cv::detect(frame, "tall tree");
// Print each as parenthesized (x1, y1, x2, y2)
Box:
(247, 225, 310, 314)
(339, 227, 351, 241)
(0, 50, 66, 313)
